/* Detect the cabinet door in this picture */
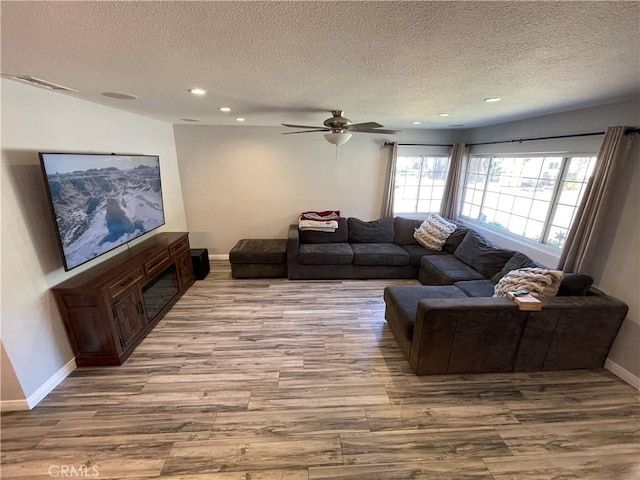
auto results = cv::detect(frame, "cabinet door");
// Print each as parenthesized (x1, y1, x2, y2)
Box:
(112, 288, 146, 349)
(176, 250, 194, 290)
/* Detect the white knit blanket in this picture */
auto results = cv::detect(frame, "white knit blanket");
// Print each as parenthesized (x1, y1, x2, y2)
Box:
(299, 219, 339, 231)
(413, 213, 457, 251)
(494, 267, 564, 298)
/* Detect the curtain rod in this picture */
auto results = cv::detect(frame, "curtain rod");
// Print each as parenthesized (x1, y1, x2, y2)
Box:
(468, 127, 639, 146)
(383, 142, 453, 147)
(385, 127, 638, 148)
(467, 131, 605, 147)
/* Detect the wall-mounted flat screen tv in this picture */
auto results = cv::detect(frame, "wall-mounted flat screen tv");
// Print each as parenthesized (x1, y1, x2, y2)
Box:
(39, 152, 165, 271)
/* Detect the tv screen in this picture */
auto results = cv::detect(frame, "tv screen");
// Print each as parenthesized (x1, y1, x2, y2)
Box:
(39, 152, 165, 271)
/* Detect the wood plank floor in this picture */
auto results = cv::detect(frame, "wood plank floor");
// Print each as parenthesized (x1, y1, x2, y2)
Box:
(2, 260, 639, 479)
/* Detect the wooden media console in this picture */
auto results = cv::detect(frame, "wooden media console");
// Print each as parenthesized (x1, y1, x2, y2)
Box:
(52, 232, 195, 366)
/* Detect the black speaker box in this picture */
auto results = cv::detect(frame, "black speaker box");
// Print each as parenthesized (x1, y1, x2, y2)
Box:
(190, 248, 210, 280)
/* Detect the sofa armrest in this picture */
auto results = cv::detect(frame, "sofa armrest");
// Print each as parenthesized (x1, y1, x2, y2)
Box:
(516, 292, 628, 371)
(287, 224, 300, 277)
(409, 297, 526, 375)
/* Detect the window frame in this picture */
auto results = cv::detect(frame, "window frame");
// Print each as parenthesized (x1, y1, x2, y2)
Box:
(459, 153, 596, 250)
(392, 153, 451, 217)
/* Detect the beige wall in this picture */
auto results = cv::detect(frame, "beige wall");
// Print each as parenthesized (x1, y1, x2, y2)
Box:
(174, 125, 458, 254)
(0, 79, 187, 406)
(1, 342, 25, 407)
(597, 138, 639, 379)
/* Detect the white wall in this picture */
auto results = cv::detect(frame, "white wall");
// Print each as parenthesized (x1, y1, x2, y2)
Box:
(0, 79, 187, 408)
(174, 125, 459, 254)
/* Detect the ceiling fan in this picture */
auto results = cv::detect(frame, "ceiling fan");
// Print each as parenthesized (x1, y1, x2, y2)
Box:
(282, 110, 400, 145)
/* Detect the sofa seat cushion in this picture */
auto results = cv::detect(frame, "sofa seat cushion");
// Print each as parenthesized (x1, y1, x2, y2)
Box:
(351, 243, 409, 266)
(454, 230, 514, 278)
(402, 244, 448, 266)
(348, 217, 395, 243)
(454, 280, 496, 297)
(298, 243, 353, 265)
(384, 285, 468, 340)
(420, 254, 486, 285)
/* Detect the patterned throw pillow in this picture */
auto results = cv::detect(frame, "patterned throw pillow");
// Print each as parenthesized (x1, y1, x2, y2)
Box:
(493, 267, 564, 298)
(413, 213, 457, 251)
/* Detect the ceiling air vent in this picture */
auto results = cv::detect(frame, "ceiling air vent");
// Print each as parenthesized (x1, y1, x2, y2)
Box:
(7, 75, 78, 92)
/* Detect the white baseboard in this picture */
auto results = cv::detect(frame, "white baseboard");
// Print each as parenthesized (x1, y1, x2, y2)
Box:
(210, 254, 229, 260)
(0, 357, 77, 412)
(605, 358, 640, 390)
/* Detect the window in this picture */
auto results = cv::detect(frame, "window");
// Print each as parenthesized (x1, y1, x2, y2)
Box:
(460, 155, 596, 249)
(393, 155, 450, 215)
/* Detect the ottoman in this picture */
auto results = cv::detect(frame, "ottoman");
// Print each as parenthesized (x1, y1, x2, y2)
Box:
(229, 239, 287, 279)
(383, 285, 468, 358)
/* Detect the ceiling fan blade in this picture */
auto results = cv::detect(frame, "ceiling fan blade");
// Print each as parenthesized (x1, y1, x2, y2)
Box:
(354, 128, 401, 134)
(282, 123, 325, 129)
(282, 128, 331, 135)
(348, 122, 384, 131)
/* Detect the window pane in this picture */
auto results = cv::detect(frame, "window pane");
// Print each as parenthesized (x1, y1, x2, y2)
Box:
(530, 199, 550, 221)
(534, 182, 555, 201)
(551, 204, 576, 229)
(497, 194, 515, 212)
(524, 220, 544, 242)
(513, 197, 532, 215)
(546, 226, 568, 248)
(484, 191, 499, 209)
(461, 203, 472, 217)
(508, 215, 527, 236)
(494, 211, 510, 230)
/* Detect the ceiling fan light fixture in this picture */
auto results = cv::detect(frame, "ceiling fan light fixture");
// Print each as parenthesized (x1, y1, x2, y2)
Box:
(324, 132, 352, 145)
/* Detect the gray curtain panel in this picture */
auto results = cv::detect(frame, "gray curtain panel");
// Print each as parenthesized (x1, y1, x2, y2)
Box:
(440, 143, 467, 220)
(558, 126, 634, 273)
(381, 142, 398, 218)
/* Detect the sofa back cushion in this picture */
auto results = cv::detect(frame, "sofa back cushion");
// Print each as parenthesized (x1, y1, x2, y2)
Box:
(491, 251, 543, 283)
(557, 273, 594, 296)
(394, 217, 423, 245)
(454, 230, 513, 278)
(299, 218, 348, 244)
(443, 224, 470, 253)
(348, 217, 395, 243)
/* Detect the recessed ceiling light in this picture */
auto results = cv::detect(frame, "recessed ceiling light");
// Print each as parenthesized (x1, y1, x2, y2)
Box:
(219, 107, 231, 112)
(236, 117, 245, 122)
(181, 118, 200, 122)
(101, 92, 138, 100)
(484, 97, 501, 103)
(188, 88, 207, 95)
(439, 113, 451, 117)
(412, 121, 421, 125)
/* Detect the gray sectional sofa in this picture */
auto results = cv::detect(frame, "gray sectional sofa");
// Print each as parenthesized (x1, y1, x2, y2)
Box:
(286, 217, 468, 280)
(287, 215, 628, 375)
(383, 227, 628, 375)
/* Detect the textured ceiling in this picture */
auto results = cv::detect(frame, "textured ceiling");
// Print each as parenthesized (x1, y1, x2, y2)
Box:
(1, 1, 639, 130)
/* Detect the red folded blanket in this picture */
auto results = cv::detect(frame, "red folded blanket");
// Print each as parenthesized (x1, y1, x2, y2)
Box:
(300, 210, 342, 221)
